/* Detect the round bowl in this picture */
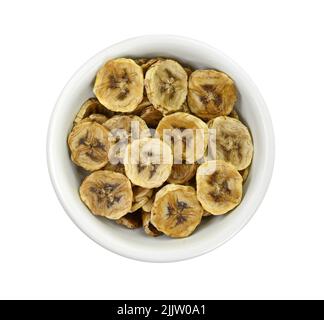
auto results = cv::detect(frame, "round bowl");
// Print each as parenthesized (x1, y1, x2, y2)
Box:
(47, 35, 275, 262)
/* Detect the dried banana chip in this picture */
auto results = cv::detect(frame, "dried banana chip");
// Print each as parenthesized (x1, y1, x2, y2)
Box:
(94, 58, 144, 112)
(68, 122, 109, 171)
(151, 184, 203, 238)
(124, 138, 173, 188)
(208, 116, 253, 170)
(156, 112, 208, 162)
(80, 170, 133, 219)
(188, 70, 237, 120)
(145, 59, 188, 114)
(196, 160, 242, 215)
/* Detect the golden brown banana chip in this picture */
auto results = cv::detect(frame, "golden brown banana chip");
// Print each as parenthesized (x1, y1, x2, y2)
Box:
(151, 184, 203, 238)
(73, 97, 113, 124)
(115, 211, 142, 229)
(167, 163, 197, 184)
(124, 138, 173, 188)
(196, 160, 242, 215)
(208, 116, 253, 170)
(79, 170, 133, 219)
(79, 113, 109, 125)
(68, 122, 109, 171)
(188, 70, 237, 120)
(142, 211, 161, 237)
(156, 112, 208, 162)
(94, 58, 144, 112)
(145, 59, 188, 114)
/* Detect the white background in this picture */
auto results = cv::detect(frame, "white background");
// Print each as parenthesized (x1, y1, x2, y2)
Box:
(0, 0, 323, 300)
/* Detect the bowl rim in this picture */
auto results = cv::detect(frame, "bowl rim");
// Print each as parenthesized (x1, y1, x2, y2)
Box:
(47, 34, 275, 263)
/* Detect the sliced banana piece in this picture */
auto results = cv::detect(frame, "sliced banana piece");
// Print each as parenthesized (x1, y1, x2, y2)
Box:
(142, 211, 161, 237)
(68, 122, 109, 171)
(94, 58, 144, 112)
(151, 184, 203, 238)
(79, 170, 133, 219)
(145, 59, 188, 114)
(73, 97, 113, 124)
(188, 70, 237, 120)
(196, 160, 242, 215)
(156, 112, 208, 162)
(167, 163, 197, 184)
(124, 138, 173, 188)
(208, 116, 253, 170)
(103, 115, 150, 164)
(115, 211, 142, 229)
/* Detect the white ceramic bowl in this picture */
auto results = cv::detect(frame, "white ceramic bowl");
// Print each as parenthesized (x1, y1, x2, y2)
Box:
(47, 35, 275, 262)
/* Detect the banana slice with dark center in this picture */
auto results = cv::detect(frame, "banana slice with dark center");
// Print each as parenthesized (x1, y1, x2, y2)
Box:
(68, 122, 109, 171)
(156, 112, 208, 162)
(124, 138, 173, 188)
(79, 170, 133, 219)
(145, 59, 188, 114)
(188, 70, 237, 120)
(196, 160, 242, 215)
(151, 184, 203, 238)
(94, 58, 144, 112)
(208, 116, 253, 170)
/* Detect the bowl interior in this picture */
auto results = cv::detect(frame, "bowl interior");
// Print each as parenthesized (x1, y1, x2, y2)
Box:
(48, 36, 274, 262)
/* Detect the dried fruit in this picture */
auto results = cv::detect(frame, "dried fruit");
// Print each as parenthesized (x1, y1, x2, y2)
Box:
(67, 55, 254, 239)
(208, 116, 253, 170)
(145, 59, 188, 114)
(151, 184, 203, 238)
(156, 112, 208, 162)
(196, 160, 242, 215)
(79, 170, 133, 219)
(124, 138, 173, 188)
(94, 58, 144, 112)
(188, 70, 237, 120)
(68, 121, 109, 171)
